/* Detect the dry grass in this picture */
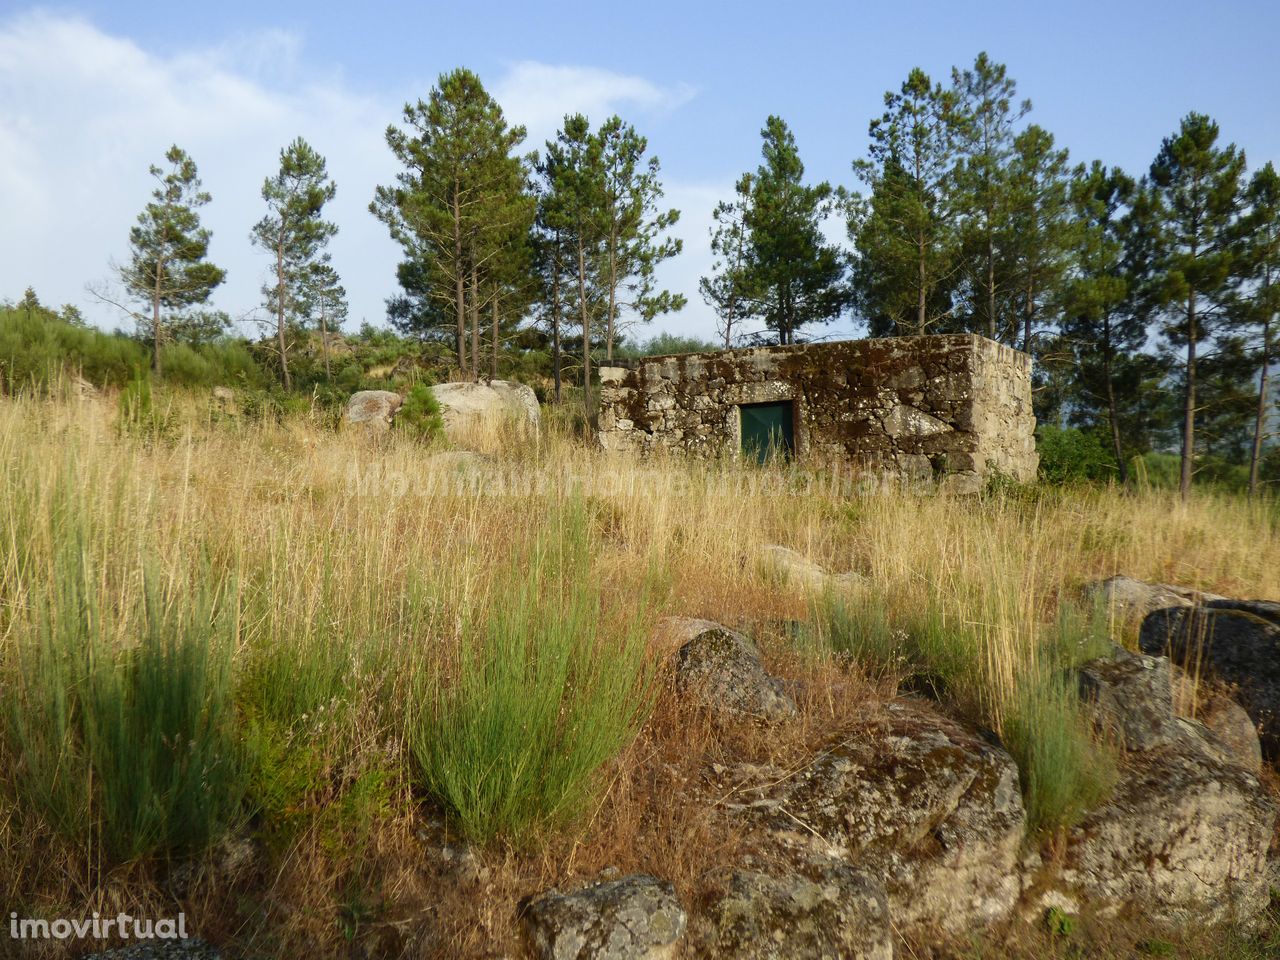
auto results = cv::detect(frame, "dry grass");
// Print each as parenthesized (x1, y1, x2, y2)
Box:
(0, 388, 1276, 957)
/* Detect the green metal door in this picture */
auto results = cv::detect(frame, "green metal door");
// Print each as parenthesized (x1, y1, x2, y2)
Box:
(740, 401, 794, 463)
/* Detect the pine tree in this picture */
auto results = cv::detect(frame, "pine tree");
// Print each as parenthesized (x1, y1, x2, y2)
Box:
(371, 69, 531, 380)
(1004, 124, 1073, 353)
(1239, 162, 1280, 493)
(302, 261, 349, 382)
(741, 116, 845, 344)
(1146, 113, 1246, 498)
(1059, 162, 1148, 480)
(251, 137, 338, 390)
(951, 53, 1029, 342)
(540, 115, 606, 417)
(699, 174, 754, 348)
(850, 69, 960, 336)
(120, 146, 225, 375)
(595, 116, 685, 360)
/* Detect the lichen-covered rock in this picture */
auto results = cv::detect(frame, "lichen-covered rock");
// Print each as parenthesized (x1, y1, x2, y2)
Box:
(430, 380, 539, 440)
(1086, 576, 1222, 622)
(343, 390, 403, 433)
(1174, 671, 1263, 775)
(1140, 600, 1280, 758)
(521, 874, 686, 960)
(756, 545, 861, 594)
(691, 867, 892, 960)
(1077, 647, 1180, 751)
(721, 702, 1027, 936)
(1061, 733, 1275, 926)
(666, 618, 796, 722)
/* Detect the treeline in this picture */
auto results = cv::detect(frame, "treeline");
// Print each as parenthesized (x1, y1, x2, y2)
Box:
(10, 54, 1277, 495)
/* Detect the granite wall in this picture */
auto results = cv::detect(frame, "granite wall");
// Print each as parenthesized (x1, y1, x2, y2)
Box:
(596, 334, 1037, 491)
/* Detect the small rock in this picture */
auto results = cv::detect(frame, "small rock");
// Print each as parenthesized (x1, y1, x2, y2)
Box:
(664, 618, 797, 723)
(343, 390, 403, 434)
(692, 867, 892, 960)
(1077, 647, 1179, 751)
(756, 545, 860, 594)
(521, 874, 686, 960)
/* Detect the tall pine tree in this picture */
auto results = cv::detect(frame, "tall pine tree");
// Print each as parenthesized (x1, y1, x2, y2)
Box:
(850, 69, 960, 336)
(1239, 162, 1280, 493)
(1146, 113, 1246, 498)
(740, 116, 845, 344)
(119, 146, 225, 375)
(251, 137, 338, 390)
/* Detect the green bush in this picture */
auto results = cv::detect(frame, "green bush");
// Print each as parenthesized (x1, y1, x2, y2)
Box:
(159, 339, 268, 389)
(1036, 425, 1118, 484)
(396, 384, 443, 440)
(0, 305, 147, 390)
(4, 542, 246, 863)
(407, 503, 654, 844)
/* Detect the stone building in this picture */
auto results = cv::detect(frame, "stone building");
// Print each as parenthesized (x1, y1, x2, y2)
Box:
(596, 333, 1038, 491)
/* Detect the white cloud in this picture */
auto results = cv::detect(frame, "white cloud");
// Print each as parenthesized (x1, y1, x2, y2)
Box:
(0, 12, 721, 343)
(494, 61, 694, 150)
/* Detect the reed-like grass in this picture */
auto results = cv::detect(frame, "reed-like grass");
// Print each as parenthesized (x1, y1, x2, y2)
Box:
(406, 500, 656, 843)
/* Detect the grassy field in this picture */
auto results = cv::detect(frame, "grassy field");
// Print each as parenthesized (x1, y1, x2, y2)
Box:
(0, 387, 1277, 958)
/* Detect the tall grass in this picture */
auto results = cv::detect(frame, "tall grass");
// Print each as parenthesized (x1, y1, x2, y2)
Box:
(407, 501, 656, 844)
(4, 538, 244, 863)
(809, 524, 1120, 836)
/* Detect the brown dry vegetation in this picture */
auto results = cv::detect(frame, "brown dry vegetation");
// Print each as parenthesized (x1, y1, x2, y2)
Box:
(0, 390, 1277, 959)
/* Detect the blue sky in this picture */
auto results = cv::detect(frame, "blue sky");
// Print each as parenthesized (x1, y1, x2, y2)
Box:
(3, 1, 1279, 342)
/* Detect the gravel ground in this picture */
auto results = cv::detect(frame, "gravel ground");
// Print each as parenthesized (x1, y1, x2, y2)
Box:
(83, 939, 221, 960)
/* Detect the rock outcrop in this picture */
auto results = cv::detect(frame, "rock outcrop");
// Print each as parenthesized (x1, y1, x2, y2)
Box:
(1078, 647, 1181, 750)
(1087, 575, 1223, 623)
(343, 390, 403, 434)
(718, 702, 1028, 937)
(664, 618, 796, 723)
(1140, 599, 1280, 758)
(431, 380, 539, 441)
(521, 874, 686, 960)
(1059, 648, 1276, 925)
(691, 867, 892, 960)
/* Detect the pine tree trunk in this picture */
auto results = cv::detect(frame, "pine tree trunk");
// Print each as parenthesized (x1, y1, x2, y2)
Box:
(491, 296, 499, 381)
(152, 263, 163, 377)
(320, 299, 331, 382)
(1249, 300, 1271, 495)
(986, 234, 997, 341)
(578, 239, 591, 421)
(917, 232, 927, 336)
(1103, 318, 1128, 484)
(552, 238, 563, 403)
(607, 235, 617, 362)
(277, 237, 291, 391)
(1180, 291, 1197, 500)
(469, 268, 480, 383)
(453, 190, 466, 375)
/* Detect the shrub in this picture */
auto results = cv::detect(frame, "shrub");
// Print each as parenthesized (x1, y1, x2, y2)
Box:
(406, 502, 654, 844)
(4, 543, 246, 863)
(396, 384, 444, 441)
(1036, 425, 1117, 484)
(0, 305, 147, 390)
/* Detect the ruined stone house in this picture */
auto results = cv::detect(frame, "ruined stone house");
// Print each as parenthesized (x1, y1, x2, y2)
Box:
(596, 333, 1038, 492)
